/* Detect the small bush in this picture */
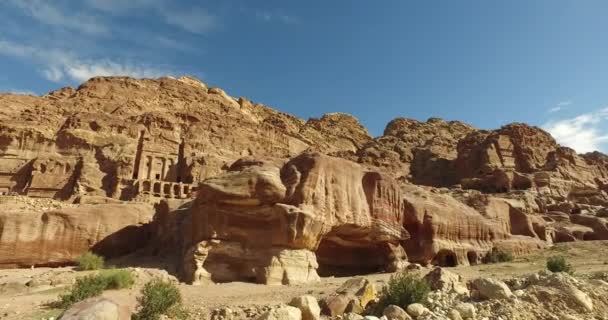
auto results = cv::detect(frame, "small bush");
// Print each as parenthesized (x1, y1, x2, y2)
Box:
(57, 269, 134, 308)
(100, 269, 134, 290)
(373, 272, 430, 313)
(547, 256, 574, 274)
(59, 275, 108, 308)
(76, 252, 104, 271)
(485, 248, 514, 263)
(133, 279, 184, 320)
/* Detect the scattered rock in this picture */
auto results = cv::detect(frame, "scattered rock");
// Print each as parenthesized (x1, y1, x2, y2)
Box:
(423, 267, 469, 296)
(256, 306, 302, 320)
(383, 305, 411, 320)
(406, 303, 427, 318)
(454, 303, 475, 319)
(289, 295, 320, 320)
(471, 278, 513, 300)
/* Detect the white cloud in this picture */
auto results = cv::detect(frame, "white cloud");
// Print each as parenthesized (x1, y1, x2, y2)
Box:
(547, 100, 572, 113)
(0, 39, 170, 83)
(63, 60, 168, 82)
(1, 88, 37, 95)
(42, 66, 64, 82)
(543, 108, 608, 153)
(8, 0, 108, 35)
(84, 0, 162, 14)
(84, 0, 217, 34)
(255, 10, 298, 24)
(164, 8, 217, 34)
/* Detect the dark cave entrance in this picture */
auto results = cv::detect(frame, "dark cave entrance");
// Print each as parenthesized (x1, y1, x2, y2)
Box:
(432, 249, 457, 267)
(315, 237, 387, 277)
(467, 251, 478, 265)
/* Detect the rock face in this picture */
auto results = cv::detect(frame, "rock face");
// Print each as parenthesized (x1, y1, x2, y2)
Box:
(177, 153, 409, 284)
(3, 76, 608, 278)
(0, 77, 370, 203)
(0, 201, 153, 267)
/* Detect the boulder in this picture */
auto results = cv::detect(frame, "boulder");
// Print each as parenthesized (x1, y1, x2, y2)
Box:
(382, 305, 412, 320)
(289, 295, 321, 320)
(405, 303, 428, 317)
(447, 309, 463, 320)
(471, 278, 513, 300)
(256, 306, 302, 320)
(423, 267, 469, 296)
(454, 303, 475, 319)
(322, 278, 377, 316)
(60, 298, 131, 320)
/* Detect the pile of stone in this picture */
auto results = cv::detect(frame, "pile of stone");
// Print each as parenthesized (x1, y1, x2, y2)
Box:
(243, 268, 608, 320)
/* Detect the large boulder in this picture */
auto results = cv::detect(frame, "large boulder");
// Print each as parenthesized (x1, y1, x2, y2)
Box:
(423, 267, 469, 296)
(321, 278, 377, 317)
(289, 295, 321, 320)
(60, 298, 131, 320)
(470, 278, 513, 300)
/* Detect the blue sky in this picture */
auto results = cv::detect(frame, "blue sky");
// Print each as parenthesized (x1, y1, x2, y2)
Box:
(1, 1, 608, 153)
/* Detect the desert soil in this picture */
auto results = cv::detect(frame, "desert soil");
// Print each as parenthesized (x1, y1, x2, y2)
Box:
(2, 241, 608, 320)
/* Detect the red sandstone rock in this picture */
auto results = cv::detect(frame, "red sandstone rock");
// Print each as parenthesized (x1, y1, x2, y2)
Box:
(0, 202, 154, 267)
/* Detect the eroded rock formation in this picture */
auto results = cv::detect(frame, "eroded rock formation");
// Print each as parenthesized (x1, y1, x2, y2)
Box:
(2, 76, 608, 283)
(173, 153, 409, 284)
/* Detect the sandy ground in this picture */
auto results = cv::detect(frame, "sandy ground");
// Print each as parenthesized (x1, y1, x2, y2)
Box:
(2, 241, 608, 320)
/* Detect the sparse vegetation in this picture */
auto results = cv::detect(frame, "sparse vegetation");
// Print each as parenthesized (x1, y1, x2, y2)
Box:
(485, 248, 514, 263)
(58, 274, 108, 308)
(57, 269, 134, 308)
(76, 252, 104, 271)
(132, 279, 187, 320)
(99, 268, 135, 290)
(372, 272, 430, 314)
(547, 256, 574, 274)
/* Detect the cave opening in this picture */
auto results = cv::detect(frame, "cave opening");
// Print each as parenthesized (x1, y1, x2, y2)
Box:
(432, 249, 457, 267)
(467, 251, 478, 265)
(315, 237, 386, 277)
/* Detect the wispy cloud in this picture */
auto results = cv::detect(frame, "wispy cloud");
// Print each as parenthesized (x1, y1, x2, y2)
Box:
(0, 88, 37, 95)
(7, 0, 108, 35)
(163, 8, 217, 34)
(0, 39, 170, 83)
(543, 108, 608, 153)
(84, 0, 217, 34)
(547, 100, 572, 113)
(255, 10, 298, 24)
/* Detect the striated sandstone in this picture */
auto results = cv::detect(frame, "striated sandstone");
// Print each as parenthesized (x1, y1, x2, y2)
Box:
(0, 203, 153, 267)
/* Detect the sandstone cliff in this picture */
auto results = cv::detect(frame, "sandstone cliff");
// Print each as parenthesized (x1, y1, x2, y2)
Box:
(1, 76, 608, 283)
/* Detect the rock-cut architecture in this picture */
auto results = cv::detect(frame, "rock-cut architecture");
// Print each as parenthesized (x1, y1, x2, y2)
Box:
(1, 75, 608, 284)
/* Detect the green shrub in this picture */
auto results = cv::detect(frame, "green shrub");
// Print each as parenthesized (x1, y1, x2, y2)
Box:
(59, 275, 108, 307)
(76, 252, 104, 271)
(133, 279, 184, 320)
(547, 256, 574, 274)
(57, 269, 134, 308)
(485, 248, 514, 263)
(99, 269, 134, 290)
(373, 272, 430, 314)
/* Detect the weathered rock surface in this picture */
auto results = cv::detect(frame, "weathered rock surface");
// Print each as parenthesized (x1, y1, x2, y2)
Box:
(3, 76, 608, 276)
(60, 298, 131, 320)
(177, 153, 409, 284)
(0, 202, 153, 267)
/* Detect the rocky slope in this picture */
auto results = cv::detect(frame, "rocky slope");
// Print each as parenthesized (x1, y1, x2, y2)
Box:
(1, 76, 608, 281)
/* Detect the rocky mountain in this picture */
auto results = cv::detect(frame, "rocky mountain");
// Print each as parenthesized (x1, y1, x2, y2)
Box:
(1, 76, 608, 285)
